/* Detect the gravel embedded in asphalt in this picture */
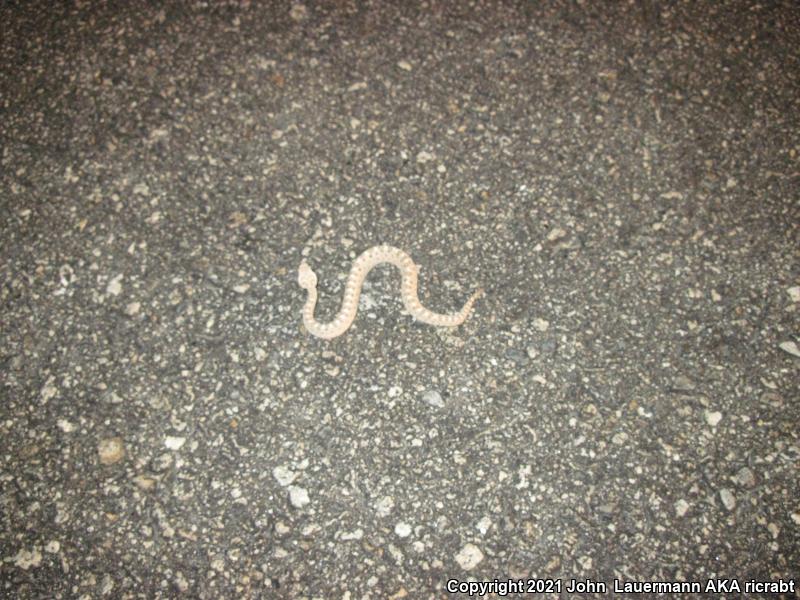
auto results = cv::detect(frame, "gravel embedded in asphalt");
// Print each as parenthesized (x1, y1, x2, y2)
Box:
(1, 1, 798, 598)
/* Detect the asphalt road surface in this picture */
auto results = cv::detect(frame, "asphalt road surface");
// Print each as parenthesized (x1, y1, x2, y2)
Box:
(1, 1, 798, 598)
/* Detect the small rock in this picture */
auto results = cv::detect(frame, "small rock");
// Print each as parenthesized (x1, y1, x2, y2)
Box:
(106, 274, 123, 296)
(397, 60, 413, 71)
(289, 3, 308, 21)
(133, 475, 156, 491)
(288, 485, 310, 509)
(526, 345, 539, 359)
(546, 227, 567, 242)
(375, 495, 394, 517)
(98, 437, 124, 465)
(416, 151, 435, 164)
(57, 419, 76, 433)
(422, 390, 444, 408)
(394, 522, 412, 538)
(175, 572, 189, 593)
(454, 543, 484, 570)
(12, 548, 42, 570)
(532, 318, 550, 332)
(125, 302, 141, 316)
(733, 466, 755, 488)
(40, 378, 58, 402)
(767, 522, 780, 539)
(164, 436, 186, 450)
(611, 432, 628, 445)
(272, 466, 297, 487)
(476, 516, 492, 535)
(705, 411, 723, 427)
(787, 286, 800, 303)
(233, 284, 250, 294)
(45, 541, 60, 553)
(675, 499, 690, 517)
(340, 529, 363, 541)
(719, 488, 736, 511)
(778, 341, 800, 358)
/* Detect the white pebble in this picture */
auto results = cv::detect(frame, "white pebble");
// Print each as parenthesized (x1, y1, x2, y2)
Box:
(787, 286, 800, 303)
(778, 341, 800, 358)
(704, 410, 723, 427)
(454, 543, 484, 570)
(164, 436, 186, 450)
(57, 419, 76, 433)
(416, 151, 435, 164)
(272, 465, 297, 487)
(98, 437, 125, 465)
(375, 495, 394, 517)
(12, 548, 42, 570)
(340, 529, 363, 541)
(719, 488, 736, 511)
(288, 485, 310, 508)
(675, 499, 690, 517)
(394, 522, 412, 538)
(106, 274, 123, 296)
(422, 390, 444, 408)
(476, 516, 492, 535)
(532, 318, 549, 331)
(289, 3, 308, 21)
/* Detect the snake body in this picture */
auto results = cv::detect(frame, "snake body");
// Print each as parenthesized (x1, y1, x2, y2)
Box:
(297, 245, 483, 339)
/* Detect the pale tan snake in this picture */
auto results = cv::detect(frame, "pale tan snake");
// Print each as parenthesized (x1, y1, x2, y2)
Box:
(298, 245, 483, 339)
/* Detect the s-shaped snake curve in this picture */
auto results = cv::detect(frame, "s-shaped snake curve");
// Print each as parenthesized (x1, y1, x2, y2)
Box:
(298, 245, 483, 339)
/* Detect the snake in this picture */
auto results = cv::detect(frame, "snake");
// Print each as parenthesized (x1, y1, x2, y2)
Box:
(297, 245, 483, 339)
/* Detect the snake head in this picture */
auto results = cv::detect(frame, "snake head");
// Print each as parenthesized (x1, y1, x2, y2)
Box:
(297, 260, 317, 290)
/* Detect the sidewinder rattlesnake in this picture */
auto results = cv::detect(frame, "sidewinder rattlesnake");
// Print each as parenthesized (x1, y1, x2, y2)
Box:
(298, 245, 483, 339)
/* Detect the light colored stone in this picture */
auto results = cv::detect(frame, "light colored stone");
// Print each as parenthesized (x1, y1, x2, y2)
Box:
(272, 466, 297, 487)
(375, 495, 394, 517)
(340, 529, 363, 541)
(422, 390, 444, 408)
(395, 522, 412, 538)
(454, 543, 484, 570)
(778, 341, 800, 358)
(288, 485, 310, 509)
(12, 548, 42, 570)
(532, 318, 549, 332)
(98, 437, 124, 465)
(106, 274, 123, 296)
(57, 419, 76, 433)
(719, 488, 736, 511)
(164, 436, 186, 450)
(289, 3, 308, 21)
(705, 411, 723, 427)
